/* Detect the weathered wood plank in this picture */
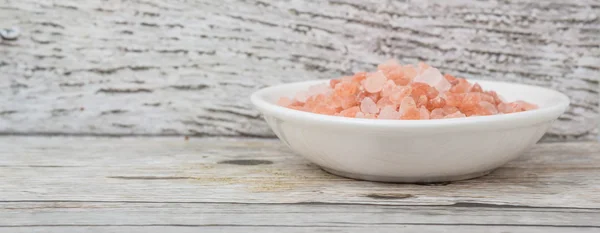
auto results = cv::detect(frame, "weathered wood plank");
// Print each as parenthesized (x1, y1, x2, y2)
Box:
(0, 0, 598, 140)
(0, 202, 598, 232)
(0, 137, 599, 208)
(2, 137, 599, 232)
(5, 226, 600, 233)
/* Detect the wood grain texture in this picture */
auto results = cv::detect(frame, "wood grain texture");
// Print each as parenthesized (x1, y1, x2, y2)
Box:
(1, 137, 599, 207)
(0, 0, 599, 141)
(1, 202, 599, 232)
(4, 227, 600, 233)
(0, 137, 599, 232)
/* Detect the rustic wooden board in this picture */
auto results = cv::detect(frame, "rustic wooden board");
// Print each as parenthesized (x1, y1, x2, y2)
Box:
(0, 137, 598, 207)
(0, 0, 598, 140)
(0, 137, 599, 232)
(1, 202, 599, 233)
(3, 227, 599, 233)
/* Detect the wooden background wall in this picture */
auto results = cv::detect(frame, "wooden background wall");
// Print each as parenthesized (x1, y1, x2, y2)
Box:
(1, 0, 598, 141)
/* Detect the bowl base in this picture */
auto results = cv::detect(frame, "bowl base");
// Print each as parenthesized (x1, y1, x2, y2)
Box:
(320, 167, 493, 183)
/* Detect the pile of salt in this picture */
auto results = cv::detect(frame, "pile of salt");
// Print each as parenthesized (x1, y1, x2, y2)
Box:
(278, 60, 537, 120)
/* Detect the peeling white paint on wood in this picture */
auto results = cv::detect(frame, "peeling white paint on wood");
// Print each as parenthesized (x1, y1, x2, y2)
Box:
(0, 0, 598, 141)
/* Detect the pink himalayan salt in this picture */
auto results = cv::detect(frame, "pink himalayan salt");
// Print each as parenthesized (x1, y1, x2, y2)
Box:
(401, 107, 421, 120)
(329, 79, 341, 88)
(357, 90, 381, 103)
(450, 78, 471, 93)
(313, 104, 337, 115)
(481, 93, 495, 104)
(294, 91, 310, 103)
(308, 84, 332, 96)
(339, 106, 361, 117)
(303, 94, 323, 109)
(399, 97, 420, 120)
(378, 60, 407, 85)
(351, 72, 368, 83)
(444, 73, 458, 84)
(334, 81, 359, 97)
(327, 95, 342, 109)
(377, 59, 399, 72)
(402, 65, 418, 80)
(287, 105, 305, 111)
(459, 92, 482, 116)
(355, 112, 376, 119)
(478, 101, 499, 115)
(363, 72, 387, 93)
(380, 64, 417, 86)
(330, 76, 353, 88)
(442, 105, 459, 115)
(376, 96, 395, 109)
(378, 106, 401, 119)
(445, 111, 467, 119)
(427, 96, 446, 111)
(462, 93, 481, 108)
(430, 108, 445, 119)
(277, 97, 293, 107)
(389, 86, 412, 104)
(471, 83, 483, 93)
(389, 68, 411, 85)
(445, 93, 465, 107)
(365, 92, 381, 103)
(278, 60, 538, 120)
(338, 95, 358, 109)
(413, 67, 451, 93)
(487, 91, 505, 105)
(410, 83, 431, 99)
(378, 60, 424, 86)
(512, 100, 538, 111)
(381, 80, 396, 97)
(398, 96, 416, 115)
(355, 112, 365, 118)
(497, 102, 514, 114)
(360, 97, 378, 114)
(416, 95, 428, 108)
(419, 107, 430, 120)
(417, 62, 430, 74)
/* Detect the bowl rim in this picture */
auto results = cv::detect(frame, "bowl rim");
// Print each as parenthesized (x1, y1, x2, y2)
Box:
(250, 79, 570, 130)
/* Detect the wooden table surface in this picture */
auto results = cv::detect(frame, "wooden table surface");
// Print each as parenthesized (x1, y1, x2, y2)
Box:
(1, 136, 599, 232)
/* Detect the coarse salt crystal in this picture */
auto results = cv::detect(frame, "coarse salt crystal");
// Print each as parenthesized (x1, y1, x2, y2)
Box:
(419, 107, 430, 120)
(363, 72, 388, 93)
(378, 105, 401, 119)
(360, 97, 379, 114)
(413, 68, 451, 93)
(294, 91, 310, 103)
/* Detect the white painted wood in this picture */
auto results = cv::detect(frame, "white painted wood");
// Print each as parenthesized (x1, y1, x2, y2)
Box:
(0, 137, 598, 208)
(0, 137, 599, 232)
(0, 0, 598, 141)
(0, 202, 598, 232)
(5, 226, 600, 233)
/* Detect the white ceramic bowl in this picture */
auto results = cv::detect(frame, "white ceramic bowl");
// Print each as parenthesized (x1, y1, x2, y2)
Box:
(251, 79, 569, 183)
